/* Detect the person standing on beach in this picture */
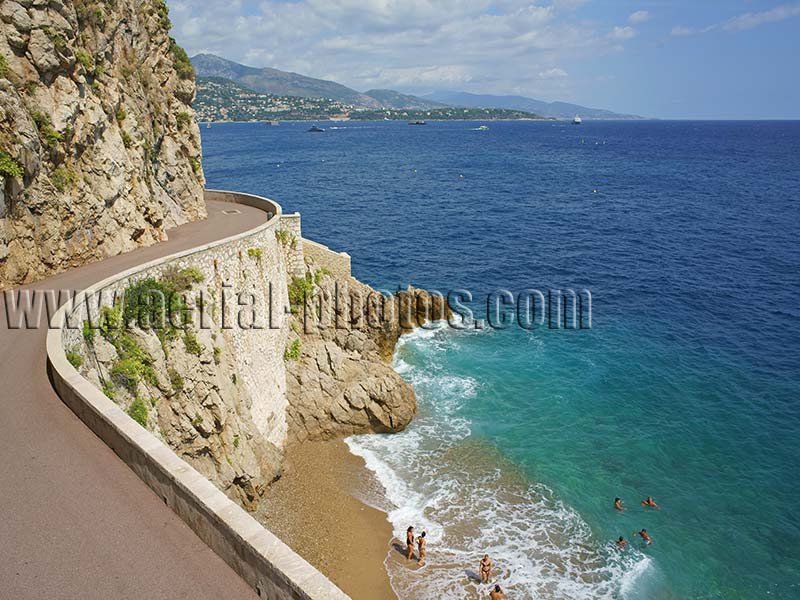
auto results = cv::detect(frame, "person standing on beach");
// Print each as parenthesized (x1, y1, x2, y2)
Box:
(417, 531, 427, 566)
(634, 529, 653, 545)
(614, 497, 625, 511)
(480, 554, 493, 583)
(406, 526, 415, 560)
(489, 584, 505, 599)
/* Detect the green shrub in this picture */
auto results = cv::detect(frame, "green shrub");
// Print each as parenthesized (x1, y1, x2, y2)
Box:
(284, 339, 301, 361)
(288, 274, 315, 307)
(0, 54, 9, 79)
(82, 320, 95, 343)
(99, 305, 122, 340)
(183, 329, 202, 356)
(121, 130, 133, 148)
(31, 112, 63, 149)
(168, 368, 184, 392)
(75, 49, 94, 72)
(66, 349, 83, 369)
(127, 398, 148, 427)
(169, 38, 193, 79)
(176, 111, 191, 130)
(192, 413, 203, 427)
(102, 381, 117, 401)
(115, 106, 127, 123)
(122, 277, 190, 330)
(233, 435, 240, 448)
(155, 0, 172, 30)
(0, 150, 23, 179)
(213, 346, 222, 365)
(275, 230, 297, 248)
(247, 247, 263, 260)
(112, 357, 144, 391)
(51, 168, 76, 192)
(162, 265, 203, 291)
(188, 156, 201, 174)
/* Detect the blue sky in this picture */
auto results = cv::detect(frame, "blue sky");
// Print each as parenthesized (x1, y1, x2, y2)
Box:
(170, 1, 800, 118)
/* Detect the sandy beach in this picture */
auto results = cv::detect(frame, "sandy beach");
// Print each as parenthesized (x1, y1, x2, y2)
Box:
(258, 440, 397, 600)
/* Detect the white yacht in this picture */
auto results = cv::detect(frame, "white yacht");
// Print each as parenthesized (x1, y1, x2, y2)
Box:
(573, 115, 582, 125)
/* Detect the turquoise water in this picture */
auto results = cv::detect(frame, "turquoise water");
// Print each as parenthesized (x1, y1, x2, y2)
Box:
(203, 120, 800, 598)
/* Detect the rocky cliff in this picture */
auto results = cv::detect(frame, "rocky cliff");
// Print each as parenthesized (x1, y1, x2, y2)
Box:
(0, 0, 205, 288)
(283, 259, 451, 444)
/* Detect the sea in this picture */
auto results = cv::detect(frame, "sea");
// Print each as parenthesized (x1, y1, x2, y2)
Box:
(201, 120, 800, 599)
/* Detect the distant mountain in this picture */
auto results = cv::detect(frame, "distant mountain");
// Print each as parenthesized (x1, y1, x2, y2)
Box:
(194, 76, 542, 122)
(363, 89, 448, 110)
(191, 54, 382, 108)
(422, 91, 644, 120)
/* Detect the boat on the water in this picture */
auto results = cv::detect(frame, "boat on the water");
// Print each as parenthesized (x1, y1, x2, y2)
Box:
(573, 115, 582, 125)
(477, 125, 489, 131)
(308, 125, 325, 132)
(409, 120, 427, 125)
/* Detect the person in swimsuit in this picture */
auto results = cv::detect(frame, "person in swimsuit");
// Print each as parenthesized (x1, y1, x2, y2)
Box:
(489, 584, 505, 599)
(480, 554, 493, 583)
(614, 497, 625, 511)
(406, 526, 415, 560)
(616, 536, 627, 549)
(417, 531, 427, 566)
(633, 529, 653, 545)
(641, 496, 660, 509)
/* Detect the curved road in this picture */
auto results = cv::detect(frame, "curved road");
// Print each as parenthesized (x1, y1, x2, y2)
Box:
(0, 201, 262, 599)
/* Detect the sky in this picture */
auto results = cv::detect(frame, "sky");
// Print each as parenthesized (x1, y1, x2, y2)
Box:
(169, 1, 800, 119)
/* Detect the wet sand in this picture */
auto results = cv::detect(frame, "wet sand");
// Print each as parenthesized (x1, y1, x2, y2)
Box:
(258, 440, 398, 600)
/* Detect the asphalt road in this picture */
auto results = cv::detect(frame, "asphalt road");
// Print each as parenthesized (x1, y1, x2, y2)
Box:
(0, 201, 264, 599)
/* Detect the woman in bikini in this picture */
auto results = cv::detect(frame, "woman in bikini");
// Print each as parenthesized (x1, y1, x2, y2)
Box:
(417, 531, 427, 566)
(480, 554, 493, 583)
(406, 526, 415, 560)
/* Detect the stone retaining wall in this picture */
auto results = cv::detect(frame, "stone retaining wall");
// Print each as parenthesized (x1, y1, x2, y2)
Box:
(47, 190, 349, 600)
(302, 239, 352, 281)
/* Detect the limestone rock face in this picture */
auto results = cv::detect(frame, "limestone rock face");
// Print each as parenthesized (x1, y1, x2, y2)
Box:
(284, 266, 451, 444)
(82, 315, 282, 510)
(0, 0, 205, 288)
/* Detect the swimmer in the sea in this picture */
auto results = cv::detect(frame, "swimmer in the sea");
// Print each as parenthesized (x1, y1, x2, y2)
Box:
(633, 529, 653, 545)
(489, 584, 505, 599)
(417, 531, 427, 566)
(614, 497, 625, 511)
(480, 554, 493, 583)
(616, 536, 627, 549)
(641, 496, 660, 510)
(406, 526, 415, 560)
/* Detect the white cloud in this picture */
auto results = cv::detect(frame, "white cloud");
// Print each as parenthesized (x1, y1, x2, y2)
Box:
(721, 3, 800, 31)
(671, 2, 800, 37)
(539, 67, 568, 79)
(608, 26, 637, 40)
(670, 26, 695, 37)
(169, 0, 635, 99)
(628, 10, 650, 24)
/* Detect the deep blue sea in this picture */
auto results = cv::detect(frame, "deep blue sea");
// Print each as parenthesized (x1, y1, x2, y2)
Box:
(202, 120, 800, 599)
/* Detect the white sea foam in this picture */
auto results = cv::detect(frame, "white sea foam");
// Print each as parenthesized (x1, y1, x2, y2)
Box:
(346, 324, 651, 599)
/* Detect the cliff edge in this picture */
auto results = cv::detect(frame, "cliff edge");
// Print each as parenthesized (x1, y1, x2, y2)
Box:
(0, 0, 205, 288)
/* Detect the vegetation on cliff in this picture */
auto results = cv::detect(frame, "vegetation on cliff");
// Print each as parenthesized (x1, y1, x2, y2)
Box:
(0, 0, 205, 287)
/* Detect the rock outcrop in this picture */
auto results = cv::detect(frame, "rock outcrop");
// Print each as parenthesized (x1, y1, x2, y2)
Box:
(0, 0, 205, 288)
(78, 267, 283, 509)
(284, 262, 451, 444)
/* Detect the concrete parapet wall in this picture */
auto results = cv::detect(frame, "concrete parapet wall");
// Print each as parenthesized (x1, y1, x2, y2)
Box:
(47, 189, 349, 600)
